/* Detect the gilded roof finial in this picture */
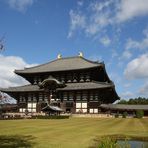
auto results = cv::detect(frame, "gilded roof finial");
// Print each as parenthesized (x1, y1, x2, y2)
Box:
(78, 52, 83, 57)
(57, 54, 62, 59)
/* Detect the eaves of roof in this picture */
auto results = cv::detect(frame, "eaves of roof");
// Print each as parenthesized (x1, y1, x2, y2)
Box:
(0, 82, 113, 93)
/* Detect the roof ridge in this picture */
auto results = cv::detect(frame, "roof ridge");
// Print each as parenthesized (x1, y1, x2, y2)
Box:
(81, 57, 101, 64)
(15, 56, 81, 72)
(14, 55, 103, 74)
(58, 56, 102, 65)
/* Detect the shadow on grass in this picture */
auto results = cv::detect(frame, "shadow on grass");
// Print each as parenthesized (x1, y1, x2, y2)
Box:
(0, 135, 35, 148)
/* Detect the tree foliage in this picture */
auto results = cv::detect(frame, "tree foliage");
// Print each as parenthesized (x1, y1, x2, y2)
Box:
(118, 97, 148, 104)
(0, 92, 14, 104)
(135, 110, 144, 118)
(122, 111, 128, 118)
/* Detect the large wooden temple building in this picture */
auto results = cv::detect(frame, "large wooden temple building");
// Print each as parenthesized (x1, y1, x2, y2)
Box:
(0, 53, 119, 114)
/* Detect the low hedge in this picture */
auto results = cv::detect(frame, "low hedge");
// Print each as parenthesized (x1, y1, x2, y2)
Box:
(32, 115, 70, 119)
(0, 117, 24, 120)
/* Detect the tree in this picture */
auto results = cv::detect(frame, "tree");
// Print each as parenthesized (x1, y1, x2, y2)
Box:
(122, 111, 128, 118)
(118, 99, 127, 104)
(0, 92, 5, 104)
(136, 110, 144, 118)
(117, 97, 148, 104)
(0, 92, 3, 103)
(0, 91, 13, 104)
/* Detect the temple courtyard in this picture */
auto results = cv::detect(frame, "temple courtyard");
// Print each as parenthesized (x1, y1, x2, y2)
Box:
(0, 117, 148, 148)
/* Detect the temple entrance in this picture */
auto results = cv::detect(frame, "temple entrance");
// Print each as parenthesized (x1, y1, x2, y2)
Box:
(38, 76, 64, 114)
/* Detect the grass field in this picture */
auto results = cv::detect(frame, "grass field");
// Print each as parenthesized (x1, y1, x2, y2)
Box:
(0, 118, 148, 148)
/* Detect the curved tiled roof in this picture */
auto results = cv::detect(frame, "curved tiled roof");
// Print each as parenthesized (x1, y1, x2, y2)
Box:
(0, 82, 113, 92)
(57, 82, 113, 90)
(15, 56, 102, 74)
(100, 104, 148, 110)
(0, 85, 43, 92)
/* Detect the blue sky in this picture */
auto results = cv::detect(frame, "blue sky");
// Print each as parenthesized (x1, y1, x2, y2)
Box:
(0, 0, 148, 100)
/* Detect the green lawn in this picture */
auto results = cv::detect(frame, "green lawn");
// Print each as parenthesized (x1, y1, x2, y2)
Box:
(0, 118, 148, 148)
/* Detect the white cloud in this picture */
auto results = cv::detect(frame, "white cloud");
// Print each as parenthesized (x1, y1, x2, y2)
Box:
(120, 49, 132, 60)
(68, 10, 86, 38)
(121, 27, 148, 62)
(126, 37, 148, 51)
(68, 0, 116, 38)
(111, 49, 118, 58)
(90, 0, 114, 12)
(125, 38, 140, 50)
(118, 49, 132, 65)
(77, 1, 83, 7)
(68, 0, 148, 38)
(0, 54, 37, 88)
(85, 2, 114, 36)
(124, 53, 148, 79)
(7, 0, 34, 12)
(120, 91, 134, 99)
(116, 0, 148, 22)
(99, 36, 111, 46)
(138, 82, 148, 96)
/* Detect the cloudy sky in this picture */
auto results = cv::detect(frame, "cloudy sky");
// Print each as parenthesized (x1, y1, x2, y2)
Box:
(0, 0, 148, 99)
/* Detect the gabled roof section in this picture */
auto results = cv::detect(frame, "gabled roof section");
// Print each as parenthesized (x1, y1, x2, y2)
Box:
(42, 105, 63, 112)
(39, 75, 65, 89)
(15, 56, 102, 74)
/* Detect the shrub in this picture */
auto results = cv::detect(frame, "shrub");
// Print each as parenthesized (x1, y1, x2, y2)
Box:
(97, 137, 131, 148)
(115, 112, 119, 118)
(135, 110, 144, 118)
(98, 138, 117, 148)
(122, 112, 128, 118)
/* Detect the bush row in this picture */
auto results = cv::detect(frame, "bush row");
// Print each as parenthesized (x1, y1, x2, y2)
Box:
(0, 117, 24, 120)
(31, 115, 70, 119)
(114, 110, 144, 118)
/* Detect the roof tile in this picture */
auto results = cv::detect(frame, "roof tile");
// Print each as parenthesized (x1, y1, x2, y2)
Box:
(15, 56, 101, 74)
